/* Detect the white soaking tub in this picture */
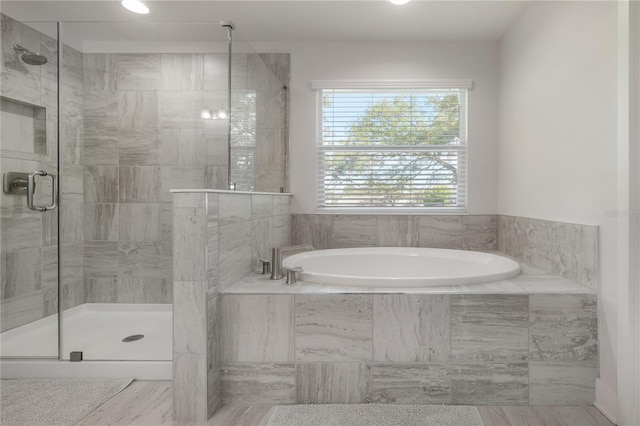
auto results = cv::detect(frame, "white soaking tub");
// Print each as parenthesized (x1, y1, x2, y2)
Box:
(282, 247, 521, 287)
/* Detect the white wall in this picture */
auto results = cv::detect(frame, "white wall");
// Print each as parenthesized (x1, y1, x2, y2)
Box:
(498, 0, 619, 415)
(253, 41, 500, 214)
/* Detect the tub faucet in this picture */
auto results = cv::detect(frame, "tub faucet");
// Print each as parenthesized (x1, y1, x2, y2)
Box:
(270, 244, 314, 280)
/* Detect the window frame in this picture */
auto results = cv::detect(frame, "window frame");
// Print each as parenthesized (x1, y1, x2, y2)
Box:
(312, 80, 471, 213)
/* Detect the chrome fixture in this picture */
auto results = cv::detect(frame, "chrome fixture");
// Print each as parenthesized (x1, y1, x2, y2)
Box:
(269, 245, 314, 280)
(258, 258, 271, 275)
(3, 170, 57, 212)
(285, 266, 303, 285)
(122, 334, 145, 342)
(12, 44, 48, 65)
(3, 171, 30, 195)
(27, 170, 57, 212)
(121, 0, 150, 14)
(221, 20, 235, 191)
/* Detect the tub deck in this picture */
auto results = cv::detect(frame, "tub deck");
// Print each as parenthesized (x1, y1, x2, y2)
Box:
(223, 272, 594, 295)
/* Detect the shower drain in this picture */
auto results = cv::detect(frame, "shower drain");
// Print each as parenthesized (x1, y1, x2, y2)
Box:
(122, 334, 144, 342)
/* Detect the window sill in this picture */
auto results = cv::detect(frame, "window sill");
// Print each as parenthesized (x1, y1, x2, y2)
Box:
(315, 207, 468, 215)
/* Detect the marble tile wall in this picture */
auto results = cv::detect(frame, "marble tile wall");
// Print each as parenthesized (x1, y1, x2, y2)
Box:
(83, 52, 289, 304)
(172, 191, 291, 421)
(291, 214, 497, 250)
(497, 215, 598, 289)
(1, 13, 85, 331)
(218, 292, 597, 406)
(82, 52, 211, 304)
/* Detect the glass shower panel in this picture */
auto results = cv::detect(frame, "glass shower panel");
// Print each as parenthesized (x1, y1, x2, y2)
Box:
(0, 16, 59, 358)
(59, 21, 228, 361)
(229, 37, 288, 193)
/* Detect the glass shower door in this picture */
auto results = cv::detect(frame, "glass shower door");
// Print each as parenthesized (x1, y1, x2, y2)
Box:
(1, 16, 59, 358)
(59, 21, 229, 361)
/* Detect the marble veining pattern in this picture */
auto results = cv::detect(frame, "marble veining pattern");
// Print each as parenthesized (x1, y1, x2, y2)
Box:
(373, 295, 450, 362)
(173, 281, 207, 354)
(418, 216, 463, 249)
(333, 215, 378, 248)
(218, 194, 252, 226)
(119, 204, 161, 242)
(376, 216, 419, 247)
(218, 223, 252, 290)
(529, 362, 597, 405)
(291, 214, 500, 251)
(295, 363, 372, 404)
(462, 215, 498, 250)
(118, 242, 163, 278)
(295, 294, 373, 362)
(529, 294, 597, 362)
(173, 208, 207, 282)
(452, 363, 529, 405)
(371, 364, 451, 404)
(498, 215, 598, 289)
(118, 130, 160, 166)
(173, 353, 208, 422)
(451, 295, 529, 362)
(83, 204, 118, 241)
(221, 363, 296, 405)
(220, 295, 294, 362)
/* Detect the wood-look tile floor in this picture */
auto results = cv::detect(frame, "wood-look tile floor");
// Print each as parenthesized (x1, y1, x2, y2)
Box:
(75, 381, 614, 426)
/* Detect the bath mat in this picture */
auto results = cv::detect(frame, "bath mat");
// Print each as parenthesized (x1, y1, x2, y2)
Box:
(266, 404, 485, 426)
(0, 377, 133, 426)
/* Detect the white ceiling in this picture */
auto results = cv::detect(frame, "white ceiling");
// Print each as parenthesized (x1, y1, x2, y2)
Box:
(1, 0, 528, 43)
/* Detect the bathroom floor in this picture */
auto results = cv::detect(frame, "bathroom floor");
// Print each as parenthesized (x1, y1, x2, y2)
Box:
(1, 304, 172, 360)
(75, 381, 614, 426)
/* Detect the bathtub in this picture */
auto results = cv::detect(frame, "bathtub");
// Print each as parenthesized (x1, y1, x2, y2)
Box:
(282, 247, 521, 287)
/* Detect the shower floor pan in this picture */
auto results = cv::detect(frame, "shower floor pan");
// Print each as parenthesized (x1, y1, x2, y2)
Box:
(1, 304, 172, 379)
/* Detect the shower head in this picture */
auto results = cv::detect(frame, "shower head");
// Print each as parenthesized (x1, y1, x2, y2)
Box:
(13, 44, 48, 66)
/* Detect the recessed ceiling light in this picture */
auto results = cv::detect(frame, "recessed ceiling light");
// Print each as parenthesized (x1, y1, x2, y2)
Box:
(389, 0, 411, 5)
(121, 0, 150, 14)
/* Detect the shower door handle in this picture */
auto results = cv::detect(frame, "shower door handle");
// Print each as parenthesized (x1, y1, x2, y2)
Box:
(27, 170, 57, 212)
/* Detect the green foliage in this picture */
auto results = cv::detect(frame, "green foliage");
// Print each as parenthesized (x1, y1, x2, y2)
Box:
(323, 93, 462, 207)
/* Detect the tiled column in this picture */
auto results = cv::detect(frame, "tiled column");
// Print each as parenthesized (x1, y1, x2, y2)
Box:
(172, 190, 291, 420)
(172, 192, 220, 422)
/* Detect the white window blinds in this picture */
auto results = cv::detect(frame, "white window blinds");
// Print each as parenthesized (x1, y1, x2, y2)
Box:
(315, 83, 469, 210)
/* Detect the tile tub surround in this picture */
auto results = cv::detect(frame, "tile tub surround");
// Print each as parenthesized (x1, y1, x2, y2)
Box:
(497, 215, 598, 289)
(291, 214, 497, 251)
(217, 274, 597, 407)
(293, 214, 598, 290)
(172, 190, 291, 422)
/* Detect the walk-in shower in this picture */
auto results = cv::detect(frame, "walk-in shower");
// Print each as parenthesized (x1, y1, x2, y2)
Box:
(1, 12, 289, 378)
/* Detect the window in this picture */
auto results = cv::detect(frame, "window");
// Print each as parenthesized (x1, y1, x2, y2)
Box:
(314, 80, 470, 211)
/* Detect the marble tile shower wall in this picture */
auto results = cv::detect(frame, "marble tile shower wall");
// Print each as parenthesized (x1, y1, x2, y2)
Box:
(291, 214, 498, 250)
(218, 292, 597, 406)
(82, 52, 289, 303)
(497, 215, 599, 289)
(172, 191, 291, 422)
(81, 52, 226, 304)
(1, 13, 84, 331)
